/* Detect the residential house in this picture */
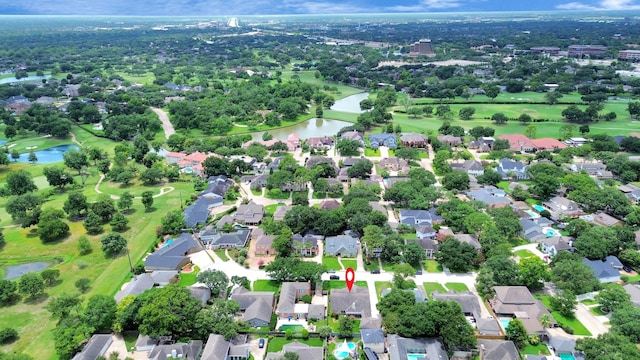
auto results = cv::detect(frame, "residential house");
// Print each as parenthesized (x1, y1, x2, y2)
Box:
(148, 340, 203, 360)
(468, 140, 492, 152)
(453, 234, 482, 251)
(201, 176, 234, 197)
(292, 234, 321, 256)
(467, 188, 511, 208)
(360, 318, 382, 330)
(400, 133, 428, 148)
(618, 183, 640, 203)
(230, 287, 275, 325)
(200, 334, 249, 360)
(539, 236, 573, 258)
(342, 157, 361, 167)
(307, 136, 335, 149)
(250, 174, 269, 190)
(340, 131, 365, 146)
(451, 160, 485, 177)
(579, 212, 623, 227)
(265, 341, 323, 360)
(255, 235, 277, 256)
(437, 135, 462, 147)
(499, 134, 536, 153)
(201, 229, 251, 249)
(325, 234, 358, 257)
(571, 161, 607, 175)
(189, 286, 211, 305)
(399, 209, 435, 227)
(531, 138, 566, 151)
(114, 271, 178, 303)
(145, 233, 202, 271)
(184, 193, 223, 228)
(305, 157, 338, 171)
(623, 283, 640, 307)
(71, 334, 113, 360)
(308, 304, 326, 321)
(543, 197, 583, 219)
(361, 329, 386, 354)
(369, 202, 387, 215)
(478, 340, 519, 360)
(276, 282, 311, 319)
(490, 286, 555, 334)
(379, 157, 409, 172)
(369, 133, 397, 149)
(548, 336, 584, 360)
(273, 205, 293, 222)
(564, 137, 589, 147)
(495, 158, 529, 180)
(416, 237, 438, 259)
(431, 291, 482, 321)
(234, 201, 264, 225)
(520, 219, 547, 243)
(583, 256, 623, 283)
(384, 177, 410, 189)
(387, 335, 449, 360)
(319, 199, 341, 211)
(330, 286, 371, 317)
(288, 133, 301, 148)
(477, 318, 502, 336)
(416, 225, 437, 240)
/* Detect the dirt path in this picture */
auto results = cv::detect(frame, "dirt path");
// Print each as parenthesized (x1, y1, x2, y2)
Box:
(151, 107, 175, 139)
(70, 131, 83, 147)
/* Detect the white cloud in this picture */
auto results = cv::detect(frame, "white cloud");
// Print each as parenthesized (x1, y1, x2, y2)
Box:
(420, 0, 463, 8)
(557, 0, 640, 10)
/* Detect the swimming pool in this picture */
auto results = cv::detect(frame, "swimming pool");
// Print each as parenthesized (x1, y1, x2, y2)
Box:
(542, 227, 561, 237)
(184, 167, 193, 174)
(559, 353, 576, 360)
(499, 318, 511, 331)
(532, 205, 545, 212)
(407, 354, 427, 360)
(333, 341, 356, 360)
(162, 238, 174, 247)
(524, 210, 539, 218)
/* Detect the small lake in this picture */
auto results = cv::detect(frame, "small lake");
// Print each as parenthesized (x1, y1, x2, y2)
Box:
(13, 144, 80, 163)
(252, 118, 352, 141)
(330, 92, 370, 113)
(4, 261, 53, 280)
(0, 75, 51, 85)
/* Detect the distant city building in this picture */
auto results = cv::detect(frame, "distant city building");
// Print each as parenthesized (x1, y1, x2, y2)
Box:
(409, 39, 435, 57)
(619, 50, 640, 61)
(568, 45, 606, 58)
(530, 46, 560, 55)
(227, 17, 239, 27)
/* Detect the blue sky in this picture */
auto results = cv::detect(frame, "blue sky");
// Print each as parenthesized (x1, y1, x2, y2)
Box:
(0, 0, 639, 15)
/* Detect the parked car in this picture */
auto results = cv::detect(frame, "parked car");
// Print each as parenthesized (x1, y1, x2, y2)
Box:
(258, 338, 265, 348)
(370, 270, 380, 274)
(415, 270, 423, 275)
(623, 265, 633, 273)
(328, 270, 336, 274)
(329, 275, 340, 280)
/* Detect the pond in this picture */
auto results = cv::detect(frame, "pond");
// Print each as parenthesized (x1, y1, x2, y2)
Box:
(13, 144, 80, 163)
(0, 75, 51, 85)
(330, 92, 370, 113)
(251, 118, 352, 141)
(4, 261, 53, 280)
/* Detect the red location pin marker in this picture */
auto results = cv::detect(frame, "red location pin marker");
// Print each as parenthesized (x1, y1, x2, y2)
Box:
(345, 267, 355, 292)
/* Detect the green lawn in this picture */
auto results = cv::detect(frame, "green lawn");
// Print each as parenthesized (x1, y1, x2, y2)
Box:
(264, 204, 283, 215)
(265, 189, 292, 200)
(342, 259, 357, 270)
(445, 282, 469, 292)
(581, 299, 597, 305)
(423, 282, 447, 299)
(375, 281, 393, 298)
(423, 260, 443, 273)
(323, 280, 367, 291)
(266, 337, 323, 352)
(215, 250, 230, 261)
(589, 307, 608, 316)
(323, 257, 343, 271)
(521, 343, 551, 356)
(513, 249, 537, 261)
(364, 260, 380, 272)
(536, 295, 592, 336)
(253, 280, 281, 292)
(177, 266, 200, 287)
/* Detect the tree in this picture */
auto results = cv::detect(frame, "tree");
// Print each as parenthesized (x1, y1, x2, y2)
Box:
(91, 194, 116, 222)
(347, 159, 373, 179)
(518, 257, 550, 291)
(336, 139, 361, 156)
(100, 232, 127, 257)
(196, 269, 229, 297)
(550, 290, 577, 318)
(518, 114, 532, 124)
(193, 300, 242, 340)
(43, 166, 73, 189)
(492, 139, 511, 151)
(161, 210, 185, 234)
(137, 285, 203, 338)
(483, 255, 520, 286)
(10, 149, 19, 162)
(629, 101, 640, 119)
(458, 107, 475, 120)
(395, 147, 419, 160)
(63, 149, 89, 176)
(442, 171, 470, 191)
(37, 208, 69, 243)
(477, 169, 502, 186)
(595, 286, 631, 312)
(491, 113, 508, 125)
(84, 295, 116, 333)
(63, 191, 88, 218)
(488, 207, 522, 240)
(4, 170, 37, 196)
(117, 192, 134, 212)
(41, 269, 60, 287)
(435, 238, 477, 273)
(141, 191, 154, 212)
(505, 319, 528, 349)
(524, 124, 536, 139)
(18, 273, 45, 298)
(265, 257, 326, 283)
(577, 332, 640, 359)
(75, 278, 91, 293)
(53, 317, 93, 360)
(574, 226, 618, 260)
(4, 125, 16, 140)
(109, 212, 129, 232)
(610, 306, 640, 342)
(83, 211, 104, 235)
(27, 151, 37, 164)
(338, 316, 354, 338)
(0, 280, 18, 306)
(551, 259, 600, 294)
(6, 193, 42, 227)
(230, 276, 250, 290)
(403, 241, 425, 266)
(273, 227, 293, 258)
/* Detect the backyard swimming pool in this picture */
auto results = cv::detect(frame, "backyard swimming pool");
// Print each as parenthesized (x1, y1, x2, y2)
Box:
(162, 238, 174, 247)
(333, 341, 356, 360)
(499, 318, 511, 331)
(542, 227, 561, 237)
(524, 210, 539, 218)
(532, 205, 545, 212)
(559, 353, 576, 360)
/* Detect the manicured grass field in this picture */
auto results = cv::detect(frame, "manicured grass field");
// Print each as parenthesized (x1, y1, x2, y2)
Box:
(536, 295, 592, 336)
(581, 299, 597, 305)
(252, 280, 281, 292)
(322, 280, 367, 291)
(363, 260, 380, 272)
(322, 257, 343, 271)
(445, 282, 469, 292)
(177, 266, 200, 287)
(513, 249, 537, 261)
(589, 307, 608, 316)
(423, 282, 447, 299)
(341, 259, 358, 270)
(521, 343, 551, 356)
(214, 249, 230, 261)
(266, 337, 323, 352)
(264, 203, 283, 215)
(374, 281, 393, 298)
(423, 260, 443, 273)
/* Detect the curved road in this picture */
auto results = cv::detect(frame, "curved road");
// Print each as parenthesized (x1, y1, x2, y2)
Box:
(151, 107, 175, 139)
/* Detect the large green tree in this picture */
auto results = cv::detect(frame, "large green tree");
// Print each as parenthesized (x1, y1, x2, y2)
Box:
(137, 285, 203, 338)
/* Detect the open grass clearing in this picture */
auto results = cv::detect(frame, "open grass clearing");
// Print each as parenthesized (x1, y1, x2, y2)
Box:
(177, 266, 200, 287)
(423, 260, 443, 273)
(253, 280, 281, 292)
(444, 282, 469, 292)
(266, 337, 323, 352)
(322, 257, 342, 271)
(513, 249, 537, 260)
(341, 259, 357, 270)
(423, 282, 447, 299)
(323, 280, 367, 291)
(375, 281, 393, 298)
(521, 343, 551, 356)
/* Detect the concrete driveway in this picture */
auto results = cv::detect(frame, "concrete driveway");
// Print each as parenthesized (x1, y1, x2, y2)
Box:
(248, 335, 268, 360)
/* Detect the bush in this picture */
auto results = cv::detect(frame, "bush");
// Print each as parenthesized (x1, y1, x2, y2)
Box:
(560, 324, 574, 334)
(75, 278, 91, 293)
(620, 275, 630, 283)
(285, 329, 293, 339)
(301, 294, 312, 304)
(0, 328, 18, 344)
(301, 328, 309, 340)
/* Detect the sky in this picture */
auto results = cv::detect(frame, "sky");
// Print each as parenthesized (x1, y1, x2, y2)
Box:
(0, 0, 639, 16)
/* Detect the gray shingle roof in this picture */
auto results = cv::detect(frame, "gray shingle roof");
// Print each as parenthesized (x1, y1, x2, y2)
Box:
(325, 235, 358, 256)
(71, 334, 112, 360)
(361, 329, 386, 345)
(148, 340, 203, 360)
(277, 282, 310, 314)
(201, 334, 230, 360)
(114, 273, 155, 303)
(478, 340, 519, 360)
(230, 287, 275, 310)
(431, 291, 481, 319)
(330, 285, 371, 317)
(387, 335, 448, 360)
(244, 298, 273, 324)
